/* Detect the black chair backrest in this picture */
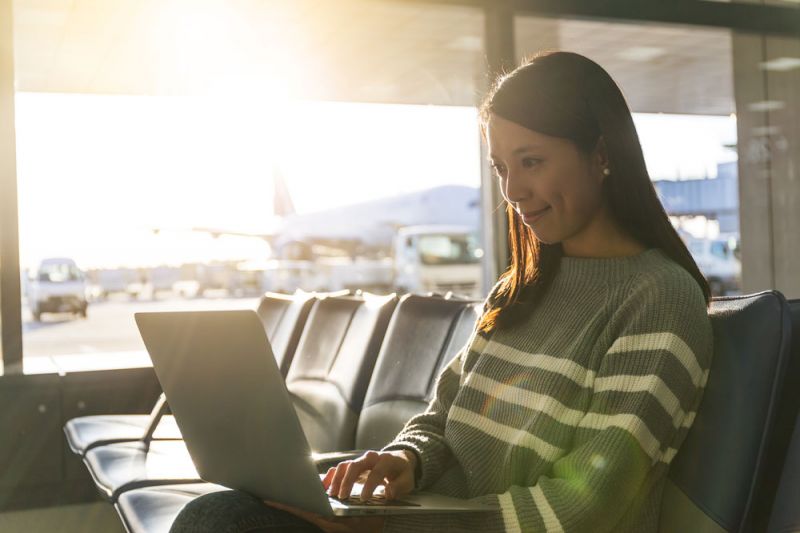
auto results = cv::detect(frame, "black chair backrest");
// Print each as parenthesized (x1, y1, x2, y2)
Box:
(765, 299, 800, 533)
(354, 295, 480, 450)
(255, 291, 316, 377)
(285, 293, 398, 453)
(659, 291, 793, 533)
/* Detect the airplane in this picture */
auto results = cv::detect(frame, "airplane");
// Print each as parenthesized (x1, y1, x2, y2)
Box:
(172, 170, 481, 261)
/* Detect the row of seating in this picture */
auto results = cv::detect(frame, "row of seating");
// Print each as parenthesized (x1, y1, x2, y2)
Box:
(64, 290, 323, 458)
(65, 290, 800, 533)
(66, 290, 483, 532)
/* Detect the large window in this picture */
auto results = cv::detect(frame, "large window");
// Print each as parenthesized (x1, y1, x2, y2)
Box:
(5, 0, 799, 371)
(12, 0, 488, 366)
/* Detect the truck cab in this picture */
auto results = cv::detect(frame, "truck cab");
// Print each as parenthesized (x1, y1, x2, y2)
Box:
(683, 234, 741, 295)
(26, 257, 89, 321)
(393, 225, 483, 298)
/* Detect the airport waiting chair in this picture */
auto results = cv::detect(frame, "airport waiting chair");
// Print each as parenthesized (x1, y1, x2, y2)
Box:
(64, 393, 179, 457)
(314, 294, 481, 467)
(113, 294, 481, 533)
(63, 291, 317, 457)
(82, 292, 398, 501)
(764, 299, 800, 533)
(659, 291, 794, 533)
(257, 290, 338, 377)
(283, 292, 399, 452)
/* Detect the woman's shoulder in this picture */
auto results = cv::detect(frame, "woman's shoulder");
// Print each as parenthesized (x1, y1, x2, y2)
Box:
(625, 248, 707, 307)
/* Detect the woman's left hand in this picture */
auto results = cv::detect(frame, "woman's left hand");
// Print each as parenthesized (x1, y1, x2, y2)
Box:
(263, 500, 385, 533)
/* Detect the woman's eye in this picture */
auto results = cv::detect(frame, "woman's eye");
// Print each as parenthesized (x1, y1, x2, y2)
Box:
(522, 157, 541, 168)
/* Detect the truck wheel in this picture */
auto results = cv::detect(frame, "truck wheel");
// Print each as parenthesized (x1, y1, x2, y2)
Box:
(79, 304, 88, 319)
(32, 310, 42, 322)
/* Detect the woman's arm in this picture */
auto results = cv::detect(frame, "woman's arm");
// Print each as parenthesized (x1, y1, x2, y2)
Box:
(378, 345, 467, 490)
(378, 282, 503, 491)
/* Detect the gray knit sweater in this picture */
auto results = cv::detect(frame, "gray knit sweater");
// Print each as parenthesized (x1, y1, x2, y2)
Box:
(380, 247, 713, 532)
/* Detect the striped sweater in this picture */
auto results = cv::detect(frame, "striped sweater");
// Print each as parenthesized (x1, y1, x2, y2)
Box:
(380, 247, 713, 532)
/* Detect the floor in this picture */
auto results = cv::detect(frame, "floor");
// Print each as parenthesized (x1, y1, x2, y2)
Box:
(0, 502, 125, 533)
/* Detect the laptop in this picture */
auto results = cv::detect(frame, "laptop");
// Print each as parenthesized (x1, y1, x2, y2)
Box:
(134, 309, 496, 517)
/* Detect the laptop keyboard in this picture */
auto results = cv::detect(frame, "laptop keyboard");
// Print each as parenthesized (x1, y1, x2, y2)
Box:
(332, 494, 420, 507)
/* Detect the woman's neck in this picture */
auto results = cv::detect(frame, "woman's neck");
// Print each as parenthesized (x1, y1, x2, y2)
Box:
(561, 204, 646, 258)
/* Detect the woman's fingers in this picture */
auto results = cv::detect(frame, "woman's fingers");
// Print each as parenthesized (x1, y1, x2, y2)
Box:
(322, 466, 336, 490)
(332, 452, 380, 499)
(327, 460, 352, 498)
(324, 450, 419, 503)
(359, 461, 391, 502)
(327, 459, 360, 499)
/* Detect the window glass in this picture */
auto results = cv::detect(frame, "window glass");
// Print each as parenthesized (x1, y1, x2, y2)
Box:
(13, 1, 486, 366)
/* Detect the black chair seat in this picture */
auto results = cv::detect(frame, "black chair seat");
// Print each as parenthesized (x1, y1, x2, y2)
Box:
(116, 483, 227, 533)
(65, 414, 181, 456)
(84, 440, 202, 501)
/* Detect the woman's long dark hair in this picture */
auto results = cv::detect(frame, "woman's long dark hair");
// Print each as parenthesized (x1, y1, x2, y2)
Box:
(477, 50, 711, 335)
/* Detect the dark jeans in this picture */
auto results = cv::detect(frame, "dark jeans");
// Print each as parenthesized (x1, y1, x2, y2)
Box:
(169, 490, 326, 533)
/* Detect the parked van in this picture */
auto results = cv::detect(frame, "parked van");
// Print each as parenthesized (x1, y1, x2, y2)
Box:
(393, 225, 483, 298)
(26, 257, 89, 321)
(683, 234, 741, 295)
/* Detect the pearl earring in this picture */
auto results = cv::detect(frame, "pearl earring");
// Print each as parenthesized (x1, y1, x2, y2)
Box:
(602, 168, 611, 176)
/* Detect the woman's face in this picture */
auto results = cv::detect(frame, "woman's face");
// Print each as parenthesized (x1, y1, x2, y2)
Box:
(485, 113, 608, 246)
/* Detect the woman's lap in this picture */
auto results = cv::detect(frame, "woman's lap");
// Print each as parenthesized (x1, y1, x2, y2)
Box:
(168, 490, 325, 533)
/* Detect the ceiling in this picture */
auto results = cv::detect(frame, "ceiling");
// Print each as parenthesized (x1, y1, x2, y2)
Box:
(12, 0, 735, 115)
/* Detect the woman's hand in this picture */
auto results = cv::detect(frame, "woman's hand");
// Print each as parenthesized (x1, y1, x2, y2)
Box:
(322, 449, 417, 502)
(262, 450, 417, 533)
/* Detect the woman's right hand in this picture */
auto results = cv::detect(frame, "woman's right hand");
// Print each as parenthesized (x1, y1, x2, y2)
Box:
(322, 450, 418, 503)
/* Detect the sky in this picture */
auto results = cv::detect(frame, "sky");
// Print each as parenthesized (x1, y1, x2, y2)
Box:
(13, 92, 737, 270)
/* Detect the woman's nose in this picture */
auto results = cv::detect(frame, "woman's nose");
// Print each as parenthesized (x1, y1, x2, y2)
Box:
(503, 169, 531, 203)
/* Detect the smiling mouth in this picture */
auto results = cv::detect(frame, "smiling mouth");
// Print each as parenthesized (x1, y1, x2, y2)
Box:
(521, 207, 550, 221)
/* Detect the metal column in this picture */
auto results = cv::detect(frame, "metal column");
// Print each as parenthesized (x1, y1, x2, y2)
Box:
(0, 0, 23, 372)
(479, 3, 516, 293)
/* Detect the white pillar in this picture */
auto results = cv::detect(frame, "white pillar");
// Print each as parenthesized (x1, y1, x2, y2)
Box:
(732, 30, 800, 298)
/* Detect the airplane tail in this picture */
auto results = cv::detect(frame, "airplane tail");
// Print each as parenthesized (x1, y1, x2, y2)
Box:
(273, 164, 296, 217)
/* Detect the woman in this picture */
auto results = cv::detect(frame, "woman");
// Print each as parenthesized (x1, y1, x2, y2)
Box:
(170, 50, 713, 533)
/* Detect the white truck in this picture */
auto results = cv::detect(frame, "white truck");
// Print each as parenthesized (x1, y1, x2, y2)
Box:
(392, 225, 483, 298)
(257, 225, 484, 298)
(26, 257, 90, 321)
(683, 233, 741, 296)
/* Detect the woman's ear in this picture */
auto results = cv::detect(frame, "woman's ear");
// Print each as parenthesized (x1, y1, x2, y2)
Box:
(593, 136, 610, 184)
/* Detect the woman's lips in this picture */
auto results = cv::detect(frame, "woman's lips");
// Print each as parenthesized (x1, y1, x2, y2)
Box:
(521, 206, 550, 224)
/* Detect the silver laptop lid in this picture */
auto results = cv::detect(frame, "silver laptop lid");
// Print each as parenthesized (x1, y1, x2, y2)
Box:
(135, 310, 333, 516)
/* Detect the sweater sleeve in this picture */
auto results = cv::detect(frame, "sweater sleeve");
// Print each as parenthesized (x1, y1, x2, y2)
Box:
(382, 271, 714, 533)
(379, 334, 470, 490)
(380, 280, 503, 490)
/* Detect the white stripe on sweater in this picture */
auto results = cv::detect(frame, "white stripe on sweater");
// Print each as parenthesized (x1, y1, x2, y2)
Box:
(497, 492, 523, 533)
(473, 336, 595, 388)
(530, 485, 565, 533)
(577, 412, 662, 461)
(662, 447, 679, 464)
(445, 353, 463, 376)
(448, 405, 564, 462)
(464, 372, 585, 427)
(593, 374, 685, 428)
(607, 333, 703, 387)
